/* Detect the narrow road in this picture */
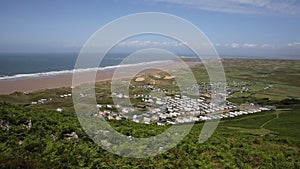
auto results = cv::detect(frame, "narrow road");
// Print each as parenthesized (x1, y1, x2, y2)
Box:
(260, 111, 280, 129)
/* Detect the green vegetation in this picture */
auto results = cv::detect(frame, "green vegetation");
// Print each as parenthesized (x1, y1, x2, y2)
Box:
(0, 59, 300, 168)
(0, 101, 299, 168)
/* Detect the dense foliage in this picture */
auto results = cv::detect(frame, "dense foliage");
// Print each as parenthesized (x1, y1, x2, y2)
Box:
(0, 102, 299, 168)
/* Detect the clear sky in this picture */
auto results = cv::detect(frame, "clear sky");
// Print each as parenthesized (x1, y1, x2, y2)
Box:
(0, 0, 300, 58)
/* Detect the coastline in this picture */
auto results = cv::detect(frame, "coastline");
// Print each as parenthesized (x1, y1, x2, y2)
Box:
(0, 60, 198, 95)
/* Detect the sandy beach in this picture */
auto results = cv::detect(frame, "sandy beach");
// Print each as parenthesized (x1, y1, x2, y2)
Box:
(0, 60, 197, 95)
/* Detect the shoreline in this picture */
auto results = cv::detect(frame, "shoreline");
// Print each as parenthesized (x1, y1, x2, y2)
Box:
(0, 60, 198, 95)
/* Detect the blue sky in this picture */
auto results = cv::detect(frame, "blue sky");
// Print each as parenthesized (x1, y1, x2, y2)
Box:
(0, 0, 300, 58)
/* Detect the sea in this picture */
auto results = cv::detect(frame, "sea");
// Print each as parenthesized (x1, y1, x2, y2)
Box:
(0, 52, 299, 80)
(0, 52, 175, 80)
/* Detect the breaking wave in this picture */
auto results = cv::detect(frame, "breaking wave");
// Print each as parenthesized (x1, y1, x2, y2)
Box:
(0, 60, 174, 81)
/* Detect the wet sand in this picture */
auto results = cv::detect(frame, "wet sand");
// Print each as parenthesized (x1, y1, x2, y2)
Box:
(0, 61, 197, 95)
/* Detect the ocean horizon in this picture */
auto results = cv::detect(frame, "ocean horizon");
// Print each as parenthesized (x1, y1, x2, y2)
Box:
(0, 52, 299, 80)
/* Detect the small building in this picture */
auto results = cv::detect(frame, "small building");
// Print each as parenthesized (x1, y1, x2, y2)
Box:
(157, 122, 165, 126)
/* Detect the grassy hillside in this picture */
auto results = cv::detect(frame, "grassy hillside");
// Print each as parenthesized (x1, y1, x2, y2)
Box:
(0, 59, 300, 168)
(0, 102, 299, 168)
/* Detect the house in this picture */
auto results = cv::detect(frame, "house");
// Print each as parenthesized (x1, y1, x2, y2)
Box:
(157, 122, 165, 126)
(167, 120, 176, 125)
(133, 118, 140, 123)
(176, 118, 185, 123)
(156, 100, 163, 105)
(137, 105, 146, 109)
(115, 116, 122, 120)
(159, 114, 167, 119)
(190, 117, 199, 121)
(147, 99, 154, 103)
(151, 115, 159, 122)
(143, 117, 151, 124)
